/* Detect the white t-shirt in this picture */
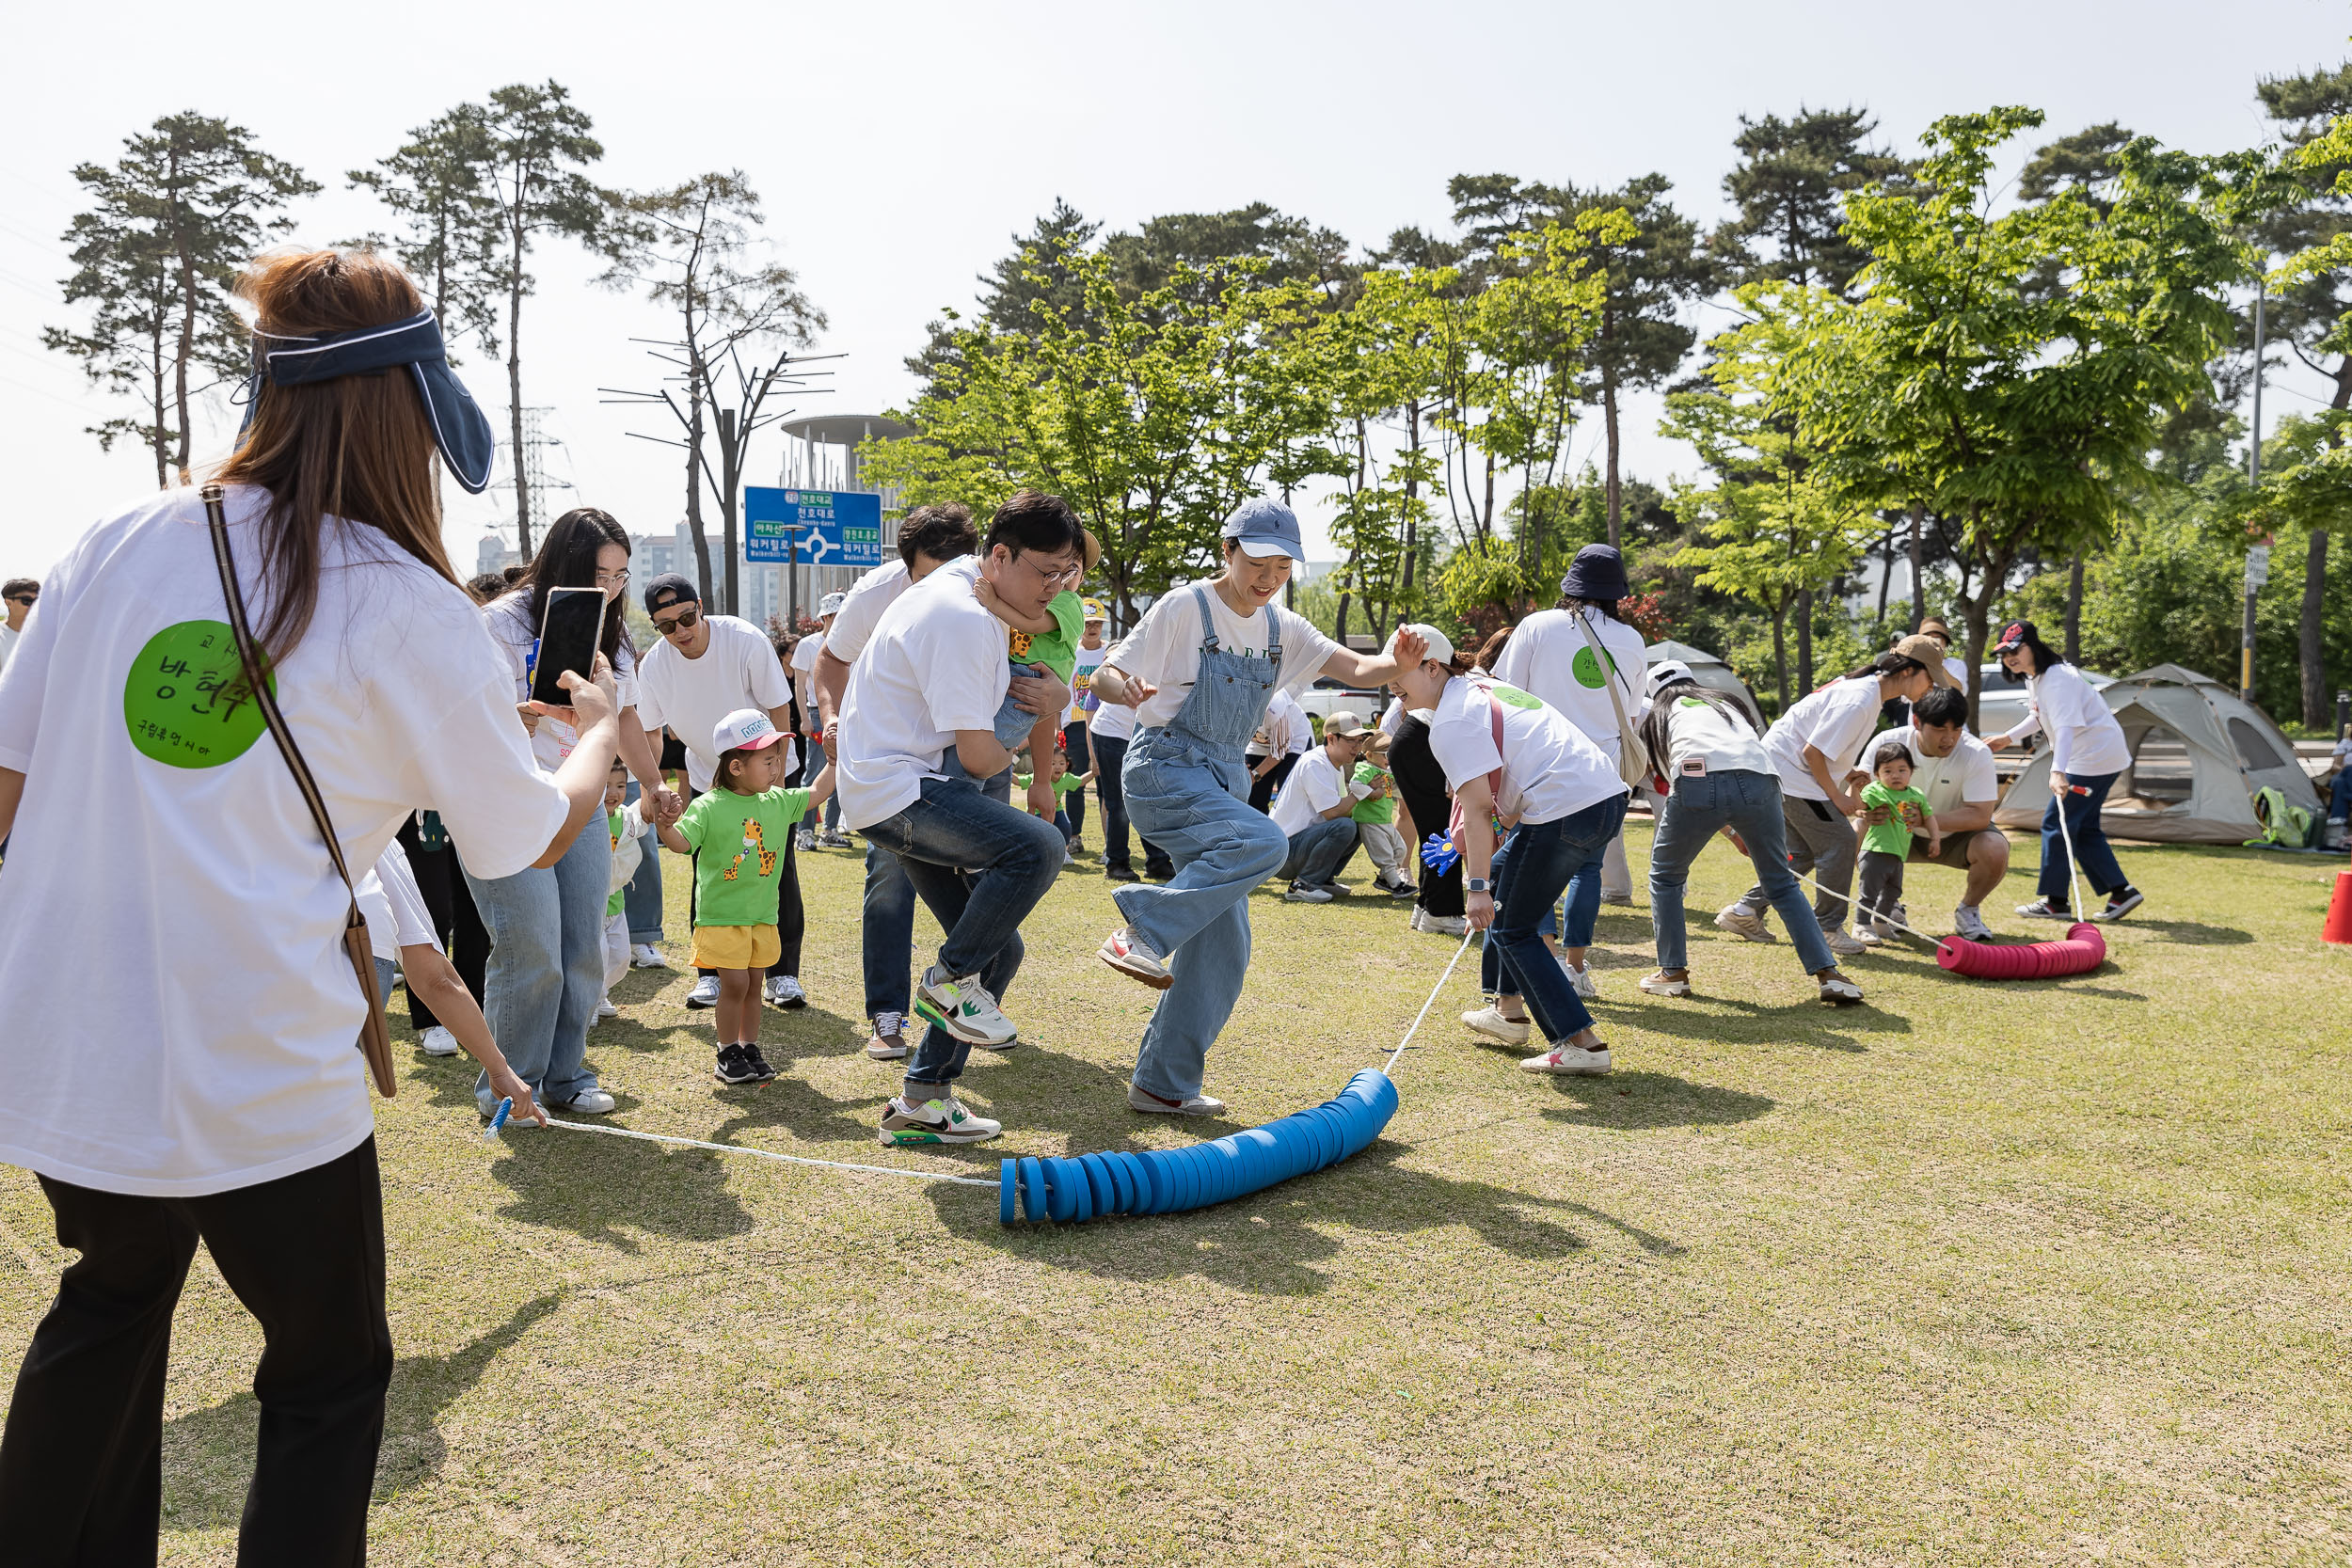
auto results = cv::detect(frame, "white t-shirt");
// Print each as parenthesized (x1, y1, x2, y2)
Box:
(0, 483, 568, 1196)
(358, 841, 439, 962)
(822, 559, 914, 666)
(791, 629, 823, 711)
(835, 556, 1011, 829)
(1269, 744, 1350, 836)
(1101, 581, 1339, 731)
(1070, 642, 1106, 723)
(0, 622, 16, 673)
(1867, 724, 1999, 819)
(1426, 677, 1625, 826)
(1090, 691, 1137, 742)
(608, 799, 648, 896)
(2003, 661, 2129, 777)
(1490, 607, 1647, 746)
(1762, 675, 1886, 801)
(1251, 689, 1308, 757)
(483, 590, 639, 774)
(1942, 656, 1970, 690)
(1660, 693, 1770, 778)
(635, 613, 795, 792)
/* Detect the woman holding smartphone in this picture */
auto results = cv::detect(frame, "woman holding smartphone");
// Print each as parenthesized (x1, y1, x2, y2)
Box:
(474, 509, 675, 1117)
(0, 247, 623, 1562)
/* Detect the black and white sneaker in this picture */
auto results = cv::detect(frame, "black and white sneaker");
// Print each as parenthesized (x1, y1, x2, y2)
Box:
(740, 1042, 778, 1080)
(713, 1044, 769, 1085)
(2092, 889, 2144, 922)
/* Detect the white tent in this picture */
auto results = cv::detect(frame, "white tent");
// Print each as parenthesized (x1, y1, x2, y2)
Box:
(1645, 640, 1765, 729)
(1993, 663, 2322, 844)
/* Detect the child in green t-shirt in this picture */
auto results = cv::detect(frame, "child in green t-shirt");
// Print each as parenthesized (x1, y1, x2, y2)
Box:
(655, 708, 834, 1085)
(1350, 733, 1414, 896)
(1014, 743, 1096, 852)
(1852, 740, 1941, 943)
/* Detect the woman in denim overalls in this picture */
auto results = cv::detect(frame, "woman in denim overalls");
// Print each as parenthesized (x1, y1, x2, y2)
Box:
(1089, 499, 1423, 1115)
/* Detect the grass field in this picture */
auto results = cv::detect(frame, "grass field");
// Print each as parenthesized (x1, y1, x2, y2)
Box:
(3, 823, 2348, 1565)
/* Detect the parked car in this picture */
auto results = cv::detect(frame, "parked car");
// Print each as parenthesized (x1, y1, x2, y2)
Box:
(1298, 680, 1385, 732)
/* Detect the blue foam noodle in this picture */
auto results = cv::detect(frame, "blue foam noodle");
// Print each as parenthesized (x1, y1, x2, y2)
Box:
(1019, 1157, 1047, 1223)
(1000, 1160, 1016, 1225)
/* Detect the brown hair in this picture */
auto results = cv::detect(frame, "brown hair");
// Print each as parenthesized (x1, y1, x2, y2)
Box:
(1871, 740, 1914, 773)
(898, 501, 977, 569)
(213, 247, 457, 662)
(1473, 625, 1514, 673)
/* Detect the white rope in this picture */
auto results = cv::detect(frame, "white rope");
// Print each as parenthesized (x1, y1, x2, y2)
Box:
(1784, 869, 1947, 946)
(2052, 784, 2090, 919)
(1384, 927, 1478, 1076)
(526, 1115, 999, 1187)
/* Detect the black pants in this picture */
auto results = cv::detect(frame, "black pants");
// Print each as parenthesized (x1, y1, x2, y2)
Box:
(1247, 752, 1300, 815)
(0, 1137, 393, 1567)
(1062, 720, 1089, 836)
(1089, 734, 1174, 877)
(1388, 716, 1464, 918)
(396, 818, 487, 1030)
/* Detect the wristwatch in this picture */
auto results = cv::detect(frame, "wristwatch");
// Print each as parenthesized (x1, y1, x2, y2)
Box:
(1466, 878, 1490, 893)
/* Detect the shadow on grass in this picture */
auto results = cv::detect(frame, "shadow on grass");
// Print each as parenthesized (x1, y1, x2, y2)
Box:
(162, 1291, 564, 1532)
(924, 1139, 1679, 1295)
(2116, 918, 2252, 946)
(1533, 1069, 1775, 1131)
(1580, 997, 1888, 1053)
(489, 1107, 755, 1252)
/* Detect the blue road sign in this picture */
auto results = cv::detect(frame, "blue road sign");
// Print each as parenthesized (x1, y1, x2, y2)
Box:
(744, 487, 884, 567)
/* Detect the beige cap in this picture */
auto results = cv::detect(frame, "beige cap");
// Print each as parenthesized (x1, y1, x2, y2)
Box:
(1323, 711, 1369, 738)
(1892, 633, 1958, 686)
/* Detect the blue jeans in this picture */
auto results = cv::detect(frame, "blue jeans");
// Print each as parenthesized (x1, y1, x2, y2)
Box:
(1090, 734, 1171, 874)
(1481, 798, 1622, 997)
(2040, 768, 2125, 903)
(622, 781, 662, 943)
(1115, 735, 1290, 1102)
(462, 812, 608, 1114)
(2330, 768, 2352, 820)
(1480, 795, 1627, 1043)
(1278, 816, 1359, 887)
(859, 772, 1065, 1089)
(1648, 769, 1835, 974)
(859, 752, 1011, 1023)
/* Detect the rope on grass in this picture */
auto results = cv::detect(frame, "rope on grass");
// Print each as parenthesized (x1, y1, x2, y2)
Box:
(1384, 927, 1478, 1076)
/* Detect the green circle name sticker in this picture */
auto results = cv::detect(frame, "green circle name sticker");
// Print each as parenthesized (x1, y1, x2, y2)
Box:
(122, 619, 272, 768)
(1488, 682, 1543, 709)
(1571, 645, 1618, 689)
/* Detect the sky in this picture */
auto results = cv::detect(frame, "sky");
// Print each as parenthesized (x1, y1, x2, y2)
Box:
(2, 0, 2348, 581)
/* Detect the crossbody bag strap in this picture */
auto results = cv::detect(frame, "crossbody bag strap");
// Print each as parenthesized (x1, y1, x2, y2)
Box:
(200, 483, 395, 1097)
(1570, 610, 1650, 788)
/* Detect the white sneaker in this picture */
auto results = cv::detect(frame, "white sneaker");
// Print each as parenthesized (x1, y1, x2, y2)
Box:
(629, 943, 670, 969)
(1063, 844, 1077, 865)
(764, 974, 807, 1008)
(1422, 913, 1469, 938)
(878, 1094, 1001, 1145)
(595, 998, 620, 1020)
(417, 1025, 461, 1056)
(1952, 905, 1994, 942)
(1639, 971, 1691, 997)
(914, 964, 1018, 1047)
(1098, 926, 1173, 989)
(684, 974, 721, 1008)
(1714, 904, 1774, 942)
(1558, 958, 1599, 999)
(1128, 1082, 1227, 1117)
(1459, 1005, 1530, 1045)
(1825, 927, 1868, 956)
(1519, 1042, 1612, 1075)
(1849, 923, 1883, 946)
(1600, 893, 1635, 908)
(1283, 882, 1333, 903)
(550, 1088, 616, 1116)
(1409, 906, 1428, 932)
(795, 829, 816, 851)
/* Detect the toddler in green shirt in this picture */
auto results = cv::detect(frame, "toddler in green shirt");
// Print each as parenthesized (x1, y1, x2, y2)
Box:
(1352, 734, 1415, 896)
(1852, 740, 1941, 943)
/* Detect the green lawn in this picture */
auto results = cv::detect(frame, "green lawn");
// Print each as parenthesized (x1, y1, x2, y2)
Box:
(3, 825, 2348, 1564)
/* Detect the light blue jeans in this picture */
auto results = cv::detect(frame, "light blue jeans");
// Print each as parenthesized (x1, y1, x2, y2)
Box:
(462, 812, 607, 1114)
(1115, 734, 1289, 1102)
(1648, 768, 1835, 975)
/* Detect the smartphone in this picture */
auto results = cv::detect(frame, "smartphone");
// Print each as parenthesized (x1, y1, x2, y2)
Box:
(530, 587, 608, 708)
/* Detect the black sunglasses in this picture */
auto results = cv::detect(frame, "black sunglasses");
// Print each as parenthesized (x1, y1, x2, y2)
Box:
(652, 606, 701, 634)
(4, 594, 32, 606)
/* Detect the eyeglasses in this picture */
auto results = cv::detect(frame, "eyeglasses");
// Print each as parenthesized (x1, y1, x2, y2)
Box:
(652, 606, 701, 635)
(1016, 553, 1086, 589)
(594, 569, 631, 590)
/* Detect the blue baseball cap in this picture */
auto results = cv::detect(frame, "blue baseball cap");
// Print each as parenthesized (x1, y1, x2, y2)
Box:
(238, 309, 497, 494)
(1220, 497, 1305, 561)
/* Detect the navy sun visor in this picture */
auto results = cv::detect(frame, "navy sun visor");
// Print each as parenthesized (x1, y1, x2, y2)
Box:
(239, 309, 498, 494)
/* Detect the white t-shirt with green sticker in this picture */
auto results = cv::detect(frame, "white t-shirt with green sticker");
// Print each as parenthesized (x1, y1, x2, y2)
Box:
(1426, 675, 1625, 826)
(0, 483, 568, 1197)
(1490, 605, 1647, 748)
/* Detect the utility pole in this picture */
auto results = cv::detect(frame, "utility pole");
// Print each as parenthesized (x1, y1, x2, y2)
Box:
(2244, 280, 2267, 705)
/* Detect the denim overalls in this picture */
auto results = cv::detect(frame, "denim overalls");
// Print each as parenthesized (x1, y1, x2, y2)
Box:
(1114, 586, 1295, 1102)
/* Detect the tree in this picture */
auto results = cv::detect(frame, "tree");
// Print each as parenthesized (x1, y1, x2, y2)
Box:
(603, 172, 824, 614)
(470, 81, 612, 558)
(2252, 62, 2352, 726)
(1664, 282, 1876, 706)
(1448, 171, 1712, 546)
(347, 106, 499, 351)
(1795, 108, 2249, 719)
(1712, 105, 1910, 293)
(45, 112, 315, 486)
(861, 243, 1338, 626)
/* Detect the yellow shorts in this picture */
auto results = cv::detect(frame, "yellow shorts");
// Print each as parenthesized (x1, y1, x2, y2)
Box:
(690, 924, 781, 972)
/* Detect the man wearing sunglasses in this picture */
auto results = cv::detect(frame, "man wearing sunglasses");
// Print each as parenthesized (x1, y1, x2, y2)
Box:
(0, 579, 34, 675)
(633, 574, 801, 1008)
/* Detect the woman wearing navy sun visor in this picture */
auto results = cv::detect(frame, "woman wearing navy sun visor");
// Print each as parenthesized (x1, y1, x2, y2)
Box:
(0, 248, 620, 1564)
(1090, 499, 1423, 1117)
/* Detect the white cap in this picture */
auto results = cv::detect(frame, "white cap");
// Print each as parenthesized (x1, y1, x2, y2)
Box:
(712, 707, 784, 755)
(1398, 623, 1454, 667)
(1645, 659, 1695, 698)
(818, 592, 846, 617)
